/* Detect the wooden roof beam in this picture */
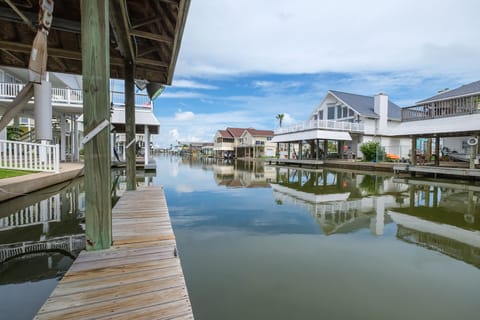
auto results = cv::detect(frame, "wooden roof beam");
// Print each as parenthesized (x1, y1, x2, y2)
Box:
(129, 29, 172, 45)
(136, 57, 169, 68)
(0, 40, 125, 65)
(137, 46, 158, 58)
(131, 16, 162, 29)
(1, 49, 25, 66)
(167, 0, 190, 84)
(158, 0, 179, 6)
(109, 0, 135, 62)
(4, 0, 36, 32)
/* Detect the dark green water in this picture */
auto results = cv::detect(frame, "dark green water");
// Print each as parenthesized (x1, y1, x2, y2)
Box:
(1, 156, 480, 319)
(159, 156, 480, 320)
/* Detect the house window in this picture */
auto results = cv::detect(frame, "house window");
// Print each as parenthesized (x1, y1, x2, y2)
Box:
(349, 109, 354, 117)
(343, 107, 348, 118)
(319, 110, 323, 120)
(313, 115, 317, 120)
(337, 105, 342, 118)
(327, 106, 335, 119)
(267, 137, 272, 141)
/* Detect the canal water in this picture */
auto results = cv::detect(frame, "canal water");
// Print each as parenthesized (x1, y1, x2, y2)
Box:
(1, 156, 480, 319)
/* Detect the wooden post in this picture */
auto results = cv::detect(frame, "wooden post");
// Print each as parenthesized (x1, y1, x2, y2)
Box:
(81, 0, 111, 250)
(411, 136, 417, 165)
(323, 140, 328, 160)
(434, 135, 440, 166)
(125, 60, 136, 190)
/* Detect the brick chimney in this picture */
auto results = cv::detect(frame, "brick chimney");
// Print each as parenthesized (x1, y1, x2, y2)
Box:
(374, 93, 388, 133)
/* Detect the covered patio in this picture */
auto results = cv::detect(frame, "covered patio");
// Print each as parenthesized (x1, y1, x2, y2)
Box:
(271, 129, 353, 166)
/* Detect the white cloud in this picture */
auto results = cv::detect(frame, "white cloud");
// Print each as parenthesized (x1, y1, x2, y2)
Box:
(161, 91, 206, 99)
(152, 0, 480, 148)
(173, 79, 219, 90)
(168, 128, 180, 141)
(176, 0, 480, 78)
(175, 110, 195, 121)
(282, 113, 296, 126)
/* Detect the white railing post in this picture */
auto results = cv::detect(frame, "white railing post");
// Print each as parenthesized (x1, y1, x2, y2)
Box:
(55, 144, 60, 173)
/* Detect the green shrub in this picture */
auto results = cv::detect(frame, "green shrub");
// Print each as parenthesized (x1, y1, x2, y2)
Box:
(360, 141, 384, 161)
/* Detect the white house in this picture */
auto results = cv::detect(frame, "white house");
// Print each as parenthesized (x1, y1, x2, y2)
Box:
(273, 90, 410, 160)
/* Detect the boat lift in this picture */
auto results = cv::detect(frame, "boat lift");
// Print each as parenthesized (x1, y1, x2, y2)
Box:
(0, 0, 54, 134)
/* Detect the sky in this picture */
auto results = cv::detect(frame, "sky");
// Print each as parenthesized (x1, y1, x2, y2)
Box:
(152, 0, 480, 148)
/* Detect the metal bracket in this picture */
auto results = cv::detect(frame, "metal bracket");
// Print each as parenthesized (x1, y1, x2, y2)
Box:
(126, 138, 136, 149)
(81, 119, 110, 145)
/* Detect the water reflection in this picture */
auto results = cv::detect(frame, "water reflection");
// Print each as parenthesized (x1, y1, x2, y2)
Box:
(158, 157, 480, 320)
(0, 169, 154, 319)
(388, 178, 480, 268)
(185, 157, 480, 269)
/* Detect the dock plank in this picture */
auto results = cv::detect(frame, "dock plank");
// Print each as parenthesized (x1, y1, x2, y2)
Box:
(35, 186, 194, 319)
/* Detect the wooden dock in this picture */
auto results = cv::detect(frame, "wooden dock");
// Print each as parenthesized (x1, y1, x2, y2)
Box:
(394, 163, 480, 178)
(35, 186, 194, 320)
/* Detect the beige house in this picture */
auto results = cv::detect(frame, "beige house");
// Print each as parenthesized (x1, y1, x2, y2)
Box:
(238, 128, 275, 158)
(213, 127, 274, 159)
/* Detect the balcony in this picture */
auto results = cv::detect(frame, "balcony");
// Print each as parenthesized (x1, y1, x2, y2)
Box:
(275, 119, 364, 135)
(0, 82, 151, 109)
(402, 96, 480, 121)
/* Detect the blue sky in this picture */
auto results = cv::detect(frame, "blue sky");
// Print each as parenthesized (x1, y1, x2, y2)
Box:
(151, 0, 480, 147)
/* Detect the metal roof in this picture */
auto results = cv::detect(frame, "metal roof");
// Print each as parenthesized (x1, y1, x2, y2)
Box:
(329, 90, 401, 120)
(417, 80, 480, 104)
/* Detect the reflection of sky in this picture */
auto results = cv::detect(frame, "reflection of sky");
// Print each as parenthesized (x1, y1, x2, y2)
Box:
(0, 280, 57, 320)
(154, 156, 480, 320)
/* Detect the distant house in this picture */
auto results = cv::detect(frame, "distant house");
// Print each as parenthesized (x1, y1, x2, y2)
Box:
(274, 80, 480, 164)
(213, 127, 275, 159)
(274, 90, 410, 159)
(393, 80, 480, 160)
(238, 128, 275, 158)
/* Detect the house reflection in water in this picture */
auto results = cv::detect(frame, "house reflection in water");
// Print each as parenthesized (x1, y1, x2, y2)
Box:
(271, 167, 409, 235)
(389, 178, 480, 268)
(212, 160, 276, 188)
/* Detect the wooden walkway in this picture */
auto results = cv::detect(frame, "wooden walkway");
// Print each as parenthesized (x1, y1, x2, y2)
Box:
(35, 186, 194, 320)
(394, 163, 480, 178)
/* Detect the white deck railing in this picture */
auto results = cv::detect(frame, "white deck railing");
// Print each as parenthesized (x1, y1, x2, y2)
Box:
(0, 140, 60, 173)
(0, 82, 151, 108)
(0, 234, 85, 263)
(275, 119, 365, 134)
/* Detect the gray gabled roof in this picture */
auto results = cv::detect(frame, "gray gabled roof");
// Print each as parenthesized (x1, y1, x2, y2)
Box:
(329, 90, 401, 120)
(417, 80, 480, 104)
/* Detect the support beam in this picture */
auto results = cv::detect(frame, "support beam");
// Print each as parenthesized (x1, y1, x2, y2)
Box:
(109, 0, 135, 61)
(323, 140, 328, 160)
(125, 60, 136, 191)
(72, 114, 79, 162)
(434, 135, 440, 166)
(411, 136, 417, 166)
(144, 124, 150, 167)
(129, 29, 172, 44)
(4, 0, 36, 32)
(60, 114, 66, 161)
(82, 0, 112, 250)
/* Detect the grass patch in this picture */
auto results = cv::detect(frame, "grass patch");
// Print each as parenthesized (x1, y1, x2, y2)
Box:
(0, 168, 36, 179)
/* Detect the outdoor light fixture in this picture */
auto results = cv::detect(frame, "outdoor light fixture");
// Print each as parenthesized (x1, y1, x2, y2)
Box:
(146, 82, 165, 100)
(134, 79, 148, 91)
(134, 79, 165, 100)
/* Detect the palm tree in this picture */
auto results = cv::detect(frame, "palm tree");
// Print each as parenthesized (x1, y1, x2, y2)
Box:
(276, 113, 284, 127)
